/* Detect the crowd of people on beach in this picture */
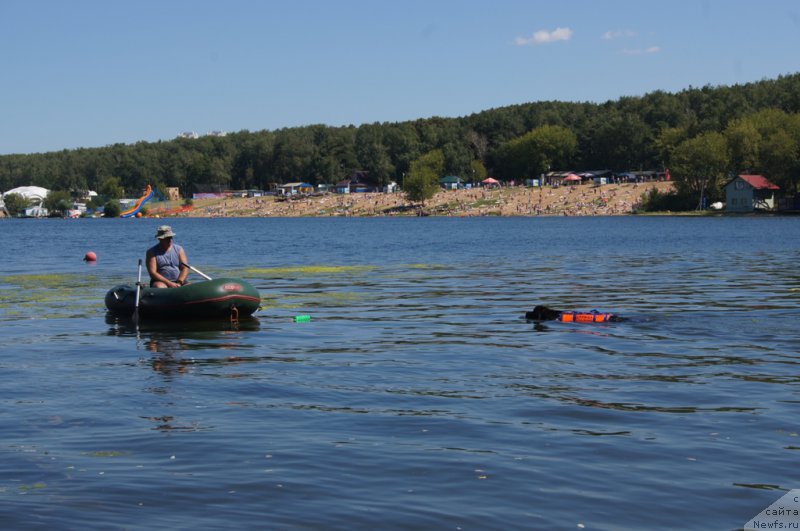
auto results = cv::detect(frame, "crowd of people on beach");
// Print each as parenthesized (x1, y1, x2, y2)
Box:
(174, 181, 673, 218)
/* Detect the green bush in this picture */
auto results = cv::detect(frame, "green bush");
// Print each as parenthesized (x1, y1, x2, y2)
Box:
(44, 190, 73, 217)
(103, 200, 121, 217)
(2, 193, 30, 216)
(637, 188, 696, 212)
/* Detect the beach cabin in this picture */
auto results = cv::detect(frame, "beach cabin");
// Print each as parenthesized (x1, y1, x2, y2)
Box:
(278, 182, 314, 196)
(724, 174, 780, 212)
(580, 170, 613, 186)
(547, 171, 589, 186)
(440, 175, 463, 190)
(336, 171, 377, 194)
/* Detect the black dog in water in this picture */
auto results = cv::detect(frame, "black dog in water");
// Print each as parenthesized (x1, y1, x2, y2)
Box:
(525, 305, 625, 323)
(525, 305, 562, 321)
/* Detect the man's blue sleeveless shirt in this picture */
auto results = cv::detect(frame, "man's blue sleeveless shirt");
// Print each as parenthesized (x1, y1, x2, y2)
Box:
(149, 243, 183, 281)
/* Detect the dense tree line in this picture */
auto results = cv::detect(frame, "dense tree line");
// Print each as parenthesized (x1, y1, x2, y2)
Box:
(2, 73, 799, 210)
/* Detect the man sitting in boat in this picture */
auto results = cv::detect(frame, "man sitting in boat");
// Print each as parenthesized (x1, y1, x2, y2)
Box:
(146, 225, 190, 288)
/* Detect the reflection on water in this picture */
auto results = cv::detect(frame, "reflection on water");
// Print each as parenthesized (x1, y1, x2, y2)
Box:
(105, 314, 265, 381)
(104, 313, 262, 335)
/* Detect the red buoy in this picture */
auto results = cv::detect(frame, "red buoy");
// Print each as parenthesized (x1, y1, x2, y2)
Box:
(84, 251, 97, 262)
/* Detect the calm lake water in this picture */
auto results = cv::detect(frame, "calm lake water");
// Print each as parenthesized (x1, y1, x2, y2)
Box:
(1, 216, 798, 530)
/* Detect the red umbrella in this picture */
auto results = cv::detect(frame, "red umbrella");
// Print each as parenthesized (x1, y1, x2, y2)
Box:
(564, 174, 582, 182)
(482, 177, 500, 185)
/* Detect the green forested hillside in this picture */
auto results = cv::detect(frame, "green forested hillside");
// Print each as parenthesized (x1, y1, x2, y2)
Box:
(2, 73, 799, 207)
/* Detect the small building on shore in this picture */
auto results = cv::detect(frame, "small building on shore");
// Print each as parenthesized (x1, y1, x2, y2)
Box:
(166, 187, 181, 201)
(724, 174, 780, 212)
(278, 182, 314, 196)
(336, 171, 377, 193)
(440, 175, 463, 190)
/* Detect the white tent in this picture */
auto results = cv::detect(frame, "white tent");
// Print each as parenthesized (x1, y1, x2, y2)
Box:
(3, 186, 50, 206)
(2, 186, 50, 217)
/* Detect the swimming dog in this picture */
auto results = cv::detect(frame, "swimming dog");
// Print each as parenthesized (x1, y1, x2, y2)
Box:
(525, 305, 625, 323)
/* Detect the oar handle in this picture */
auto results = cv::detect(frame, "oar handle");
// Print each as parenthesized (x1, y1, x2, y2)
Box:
(181, 262, 212, 280)
(134, 259, 143, 316)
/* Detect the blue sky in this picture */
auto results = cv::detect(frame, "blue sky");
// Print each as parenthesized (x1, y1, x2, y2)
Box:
(2, 0, 799, 155)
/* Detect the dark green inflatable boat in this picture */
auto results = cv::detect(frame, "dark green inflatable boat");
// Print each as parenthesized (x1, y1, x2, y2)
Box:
(105, 278, 260, 319)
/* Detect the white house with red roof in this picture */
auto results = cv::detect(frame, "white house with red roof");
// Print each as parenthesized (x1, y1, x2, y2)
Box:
(724, 174, 780, 212)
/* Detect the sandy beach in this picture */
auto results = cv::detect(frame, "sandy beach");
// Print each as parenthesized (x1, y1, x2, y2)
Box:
(149, 181, 675, 218)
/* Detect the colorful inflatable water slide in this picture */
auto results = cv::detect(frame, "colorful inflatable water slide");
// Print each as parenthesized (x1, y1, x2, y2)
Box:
(120, 185, 153, 218)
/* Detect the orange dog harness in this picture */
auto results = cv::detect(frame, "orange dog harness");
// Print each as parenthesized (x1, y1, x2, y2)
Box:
(558, 311, 614, 323)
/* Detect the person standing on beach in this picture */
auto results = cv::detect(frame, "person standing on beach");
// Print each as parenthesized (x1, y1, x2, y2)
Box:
(146, 225, 189, 288)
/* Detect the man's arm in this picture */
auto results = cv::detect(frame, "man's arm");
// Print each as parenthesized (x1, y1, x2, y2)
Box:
(177, 247, 190, 285)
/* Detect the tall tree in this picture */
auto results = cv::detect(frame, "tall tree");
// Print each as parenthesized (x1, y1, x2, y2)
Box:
(585, 111, 653, 170)
(383, 124, 420, 181)
(670, 132, 730, 208)
(355, 124, 394, 187)
(44, 190, 73, 217)
(655, 127, 689, 170)
(495, 124, 577, 180)
(98, 176, 125, 199)
(469, 160, 488, 183)
(760, 130, 799, 193)
(724, 119, 761, 172)
(404, 149, 444, 212)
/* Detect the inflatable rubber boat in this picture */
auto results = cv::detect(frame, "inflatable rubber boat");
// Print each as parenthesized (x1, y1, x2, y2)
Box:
(105, 278, 260, 319)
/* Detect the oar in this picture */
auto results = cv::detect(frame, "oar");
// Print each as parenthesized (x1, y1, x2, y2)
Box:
(181, 262, 213, 281)
(133, 259, 143, 319)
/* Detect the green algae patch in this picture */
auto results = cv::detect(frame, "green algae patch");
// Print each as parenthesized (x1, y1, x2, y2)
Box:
(17, 483, 46, 492)
(3, 273, 93, 290)
(83, 450, 128, 458)
(317, 291, 366, 302)
(0, 273, 102, 319)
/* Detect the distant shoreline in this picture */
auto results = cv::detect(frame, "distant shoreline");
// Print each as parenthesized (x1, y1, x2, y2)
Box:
(147, 182, 676, 219)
